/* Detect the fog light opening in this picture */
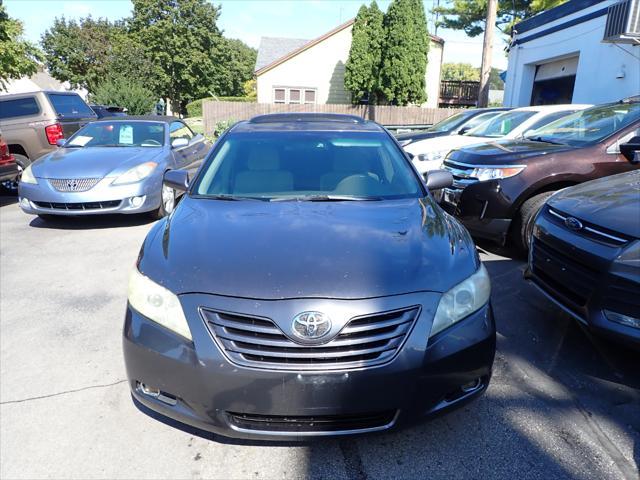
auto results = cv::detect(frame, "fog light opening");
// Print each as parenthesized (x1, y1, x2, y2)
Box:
(130, 196, 145, 208)
(461, 377, 482, 393)
(137, 382, 178, 406)
(19, 198, 30, 209)
(444, 377, 485, 403)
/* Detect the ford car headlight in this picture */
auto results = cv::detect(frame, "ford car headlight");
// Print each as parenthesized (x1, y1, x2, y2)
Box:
(471, 166, 526, 181)
(430, 264, 491, 337)
(112, 162, 157, 185)
(20, 165, 38, 184)
(128, 268, 192, 341)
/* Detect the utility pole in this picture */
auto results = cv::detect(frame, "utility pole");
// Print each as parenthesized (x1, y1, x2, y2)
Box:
(478, 0, 498, 107)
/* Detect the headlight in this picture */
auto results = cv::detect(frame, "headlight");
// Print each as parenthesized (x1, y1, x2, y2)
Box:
(430, 264, 491, 337)
(471, 166, 525, 181)
(128, 268, 192, 341)
(417, 150, 447, 162)
(20, 165, 38, 184)
(112, 162, 157, 185)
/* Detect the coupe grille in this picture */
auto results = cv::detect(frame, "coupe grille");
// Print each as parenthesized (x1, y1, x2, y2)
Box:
(48, 178, 101, 192)
(202, 306, 420, 371)
(33, 200, 121, 210)
(227, 410, 397, 433)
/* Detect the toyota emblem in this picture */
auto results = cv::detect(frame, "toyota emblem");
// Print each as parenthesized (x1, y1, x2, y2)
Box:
(292, 311, 331, 341)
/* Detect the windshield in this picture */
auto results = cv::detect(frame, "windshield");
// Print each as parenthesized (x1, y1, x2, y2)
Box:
(525, 103, 640, 146)
(429, 111, 472, 132)
(466, 110, 536, 138)
(193, 131, 423, 200)
(65, 122, 165, 148)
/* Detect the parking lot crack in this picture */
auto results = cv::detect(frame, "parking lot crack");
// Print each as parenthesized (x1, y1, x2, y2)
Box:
(0, 379, 127, 405)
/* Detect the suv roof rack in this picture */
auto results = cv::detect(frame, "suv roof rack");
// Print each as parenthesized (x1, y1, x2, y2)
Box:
(249, 113, 365, 124)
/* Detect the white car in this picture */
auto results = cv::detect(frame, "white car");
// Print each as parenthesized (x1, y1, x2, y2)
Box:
(405, 104, 592, 175)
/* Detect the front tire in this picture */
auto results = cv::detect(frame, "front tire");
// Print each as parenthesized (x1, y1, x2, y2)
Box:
(151, 183, 176, 219)
(512, 191, 555, 254)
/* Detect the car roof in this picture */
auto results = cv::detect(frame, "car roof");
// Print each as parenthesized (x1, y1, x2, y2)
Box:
(511, 104, 592, 112)
(231, 113, 383, 133)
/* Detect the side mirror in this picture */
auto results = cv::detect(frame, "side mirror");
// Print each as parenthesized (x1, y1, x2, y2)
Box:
(171, 137, 189, 149)
(619, 136, 640, 163)
(56, 138, 66, 147)
(164, 169, 189, 192)
(457, 126, 470, 135)
(405, 151, 415, 160)
(424, 169, 453, 191)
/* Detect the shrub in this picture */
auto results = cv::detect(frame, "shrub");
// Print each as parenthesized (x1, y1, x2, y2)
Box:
(213, 119, 236, 137)
(90, 77, 156, 115)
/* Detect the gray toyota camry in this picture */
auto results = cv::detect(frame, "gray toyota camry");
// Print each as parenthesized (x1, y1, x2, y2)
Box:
(18, 116, 209, 219)
(124, 113, 495, 440)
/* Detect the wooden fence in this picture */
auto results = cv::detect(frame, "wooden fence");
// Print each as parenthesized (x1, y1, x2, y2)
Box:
(202, 101, 459, 135)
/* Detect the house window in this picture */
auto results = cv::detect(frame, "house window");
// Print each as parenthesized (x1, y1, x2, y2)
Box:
(304, 90, 316, 104)
(272, 87, 317, 105)
(274, 88, 286, 104)
(289, 89, 301, 104)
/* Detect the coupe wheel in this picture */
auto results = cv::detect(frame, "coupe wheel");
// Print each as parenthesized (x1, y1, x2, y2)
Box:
(152, 183, 176, 219)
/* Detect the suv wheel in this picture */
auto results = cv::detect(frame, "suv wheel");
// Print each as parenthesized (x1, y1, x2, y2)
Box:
(512, 191, 555, 254)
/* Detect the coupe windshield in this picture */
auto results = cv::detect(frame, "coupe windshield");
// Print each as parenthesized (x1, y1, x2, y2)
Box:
(194, 131, 423, 200)
(466, 110, 536, 138)
(66, 122, 165, 148)
(525, 103, 640, 146)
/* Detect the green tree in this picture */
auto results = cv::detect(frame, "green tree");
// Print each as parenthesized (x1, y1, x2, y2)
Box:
(0, 4, 42, 90)
(434, 0, 568, 37)
(441, 62, 480, 81)
(90, 77, 156, 115)
(379, 0, 429, 105)
(41, 16, 121, 92)
(344, 1, 384, 104)
(128, 0, 226, 114)
(211, 38, 257, 97)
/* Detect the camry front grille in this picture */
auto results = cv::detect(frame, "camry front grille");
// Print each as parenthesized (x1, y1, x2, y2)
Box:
(33, 200, 121, 210)
(202, 306, 420, 371)
(48, 178, 101, 192)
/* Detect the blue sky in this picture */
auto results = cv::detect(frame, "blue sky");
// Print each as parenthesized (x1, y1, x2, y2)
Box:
(5, 0, 508, 69)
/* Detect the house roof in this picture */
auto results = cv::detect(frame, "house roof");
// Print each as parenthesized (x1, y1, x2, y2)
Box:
(255, 37, 310, 72)
(255, 19, 445, 76)
(515, 0, 607, 34)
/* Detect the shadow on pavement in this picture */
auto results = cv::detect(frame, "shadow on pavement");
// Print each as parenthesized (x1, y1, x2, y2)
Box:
(0, 195, 18, 207)
(27, 213, 156, 230)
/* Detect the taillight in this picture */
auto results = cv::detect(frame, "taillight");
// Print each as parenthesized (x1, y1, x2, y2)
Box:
(45, 123, 64, 145)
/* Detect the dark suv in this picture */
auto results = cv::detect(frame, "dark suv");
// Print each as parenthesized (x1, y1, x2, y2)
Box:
(123, 113, 495, 440)
(439, 100, 640, 251)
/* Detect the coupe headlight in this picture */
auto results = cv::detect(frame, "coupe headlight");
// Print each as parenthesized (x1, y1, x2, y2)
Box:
(430, 264, 491, 337)
(128, 268, 192, 341)
(112, 162, 157, 185)
(471, 166, 526, 181)
(20, 165, 38, 184)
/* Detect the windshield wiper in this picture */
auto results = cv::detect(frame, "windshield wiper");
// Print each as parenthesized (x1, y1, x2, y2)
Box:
(206, 194, 270, 201)
(525, 136, 565, 145)
(271, 195, 382, 202)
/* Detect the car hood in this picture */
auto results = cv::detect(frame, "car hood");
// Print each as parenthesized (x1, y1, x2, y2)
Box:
(403, 135, 491, 156)
(547, 170, 640, 239)
(138, 196, 479, 299)
(447, 139, 576, 165)
(30, 147, 166, 179)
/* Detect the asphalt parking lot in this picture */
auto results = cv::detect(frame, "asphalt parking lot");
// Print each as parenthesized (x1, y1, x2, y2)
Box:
(1, 196, 638, 480)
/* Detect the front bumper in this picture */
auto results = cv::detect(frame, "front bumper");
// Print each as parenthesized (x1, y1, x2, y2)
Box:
(123, 292, 496, 441)
(0, 163, 20, 182)
(439, 185, 512, 243)
(525, 209, 640, 347)
(18, 175, 162, 216)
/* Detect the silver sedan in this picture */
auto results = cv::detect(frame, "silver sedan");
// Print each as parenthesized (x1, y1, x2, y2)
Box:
(18, 116, 211, 219)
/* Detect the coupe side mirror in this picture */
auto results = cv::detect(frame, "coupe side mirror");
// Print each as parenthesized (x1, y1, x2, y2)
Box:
(458, 127, 470, 135)
(171, 137, 189, 149)
(56, 139, 67, 147)
(619, 136, 640, 163)
(424, 170, 453, 191)
(164, 169, 189, 192)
